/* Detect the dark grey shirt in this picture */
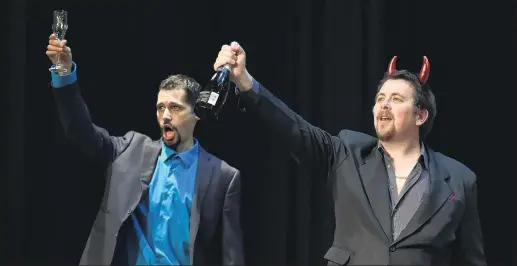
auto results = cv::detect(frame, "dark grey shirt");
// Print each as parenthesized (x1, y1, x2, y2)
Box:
(378, 143, 430, 240)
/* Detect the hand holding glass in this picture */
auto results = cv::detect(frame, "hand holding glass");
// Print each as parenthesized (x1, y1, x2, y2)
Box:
(49, 10, 68, 73)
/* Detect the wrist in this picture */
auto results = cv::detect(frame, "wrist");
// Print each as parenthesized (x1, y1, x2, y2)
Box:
(58, 64, 72, 76)
(58, 71, 71, 76)
(236, 71, 253, 92)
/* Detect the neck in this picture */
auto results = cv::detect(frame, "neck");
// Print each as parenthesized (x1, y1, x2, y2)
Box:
(379, 137, 421, 159)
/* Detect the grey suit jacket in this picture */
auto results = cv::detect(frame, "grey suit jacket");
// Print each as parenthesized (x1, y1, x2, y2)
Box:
(52, 82, 245, 266)
(239, 81, 486, 266)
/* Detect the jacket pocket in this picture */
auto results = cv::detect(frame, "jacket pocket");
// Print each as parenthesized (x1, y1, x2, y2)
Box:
(324, 245, 352, 265)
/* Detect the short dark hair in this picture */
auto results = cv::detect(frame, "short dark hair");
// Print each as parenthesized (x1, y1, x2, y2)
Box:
(377, 70, 437, 140)
(159, 74, 202, 107)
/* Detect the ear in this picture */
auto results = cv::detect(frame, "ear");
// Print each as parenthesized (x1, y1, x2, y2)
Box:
(416, 109, 429, 126)
(191, 109, 200, 121)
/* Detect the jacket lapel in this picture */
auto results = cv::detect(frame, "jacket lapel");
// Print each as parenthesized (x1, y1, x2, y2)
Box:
(359, 148, 392, 241)
(393, 148, 451, 245)
(189, 147, 214, 262)
(139, 139, 162, 190)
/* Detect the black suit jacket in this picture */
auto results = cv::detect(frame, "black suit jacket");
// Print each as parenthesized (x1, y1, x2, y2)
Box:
(240, 81, 486, 266)
(52, 81, 244, 265)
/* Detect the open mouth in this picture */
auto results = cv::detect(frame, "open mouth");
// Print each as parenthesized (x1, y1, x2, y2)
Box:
(163, 124, 173, 132)
(379, 116, 392, 121)
(162, 124, 175, 140)
(378, 112, 393, 121)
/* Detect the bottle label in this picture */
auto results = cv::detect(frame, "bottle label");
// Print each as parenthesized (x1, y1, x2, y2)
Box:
(207, 92, 220, 105)
(197, 91, 212, 105)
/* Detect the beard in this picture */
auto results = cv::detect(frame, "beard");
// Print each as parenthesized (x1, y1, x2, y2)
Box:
(375, 120, 395, 141)
(162, 123, 182, 150)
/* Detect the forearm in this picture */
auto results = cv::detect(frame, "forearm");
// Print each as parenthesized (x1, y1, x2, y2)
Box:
(51, 63, 114, 161)
(237, 77, 345, 172)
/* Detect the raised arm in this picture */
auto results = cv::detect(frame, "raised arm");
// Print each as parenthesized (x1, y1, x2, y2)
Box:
(47, 34, 130, 163)
(213, 42, 347, 175)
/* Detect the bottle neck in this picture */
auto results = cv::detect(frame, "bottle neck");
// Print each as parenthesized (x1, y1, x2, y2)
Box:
(221, 64, 232, 71)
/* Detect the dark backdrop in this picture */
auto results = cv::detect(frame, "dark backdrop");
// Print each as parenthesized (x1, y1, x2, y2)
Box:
(2, 0, 516, 265)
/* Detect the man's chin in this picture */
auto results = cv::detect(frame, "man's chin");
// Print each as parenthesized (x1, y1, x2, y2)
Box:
(376, 130, 394, 142)
(161, 128, 182, 150)
(163, 138, 178, 146)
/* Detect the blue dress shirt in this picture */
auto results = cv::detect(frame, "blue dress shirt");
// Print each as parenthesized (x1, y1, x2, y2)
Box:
(128, 139, 199, 265)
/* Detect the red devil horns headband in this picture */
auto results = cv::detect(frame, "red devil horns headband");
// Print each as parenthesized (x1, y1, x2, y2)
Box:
(387, 56, 430, 85)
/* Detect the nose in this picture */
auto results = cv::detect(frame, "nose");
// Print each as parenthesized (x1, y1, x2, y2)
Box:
(380, 99, 391, 110)
(163, 108, 172, 119)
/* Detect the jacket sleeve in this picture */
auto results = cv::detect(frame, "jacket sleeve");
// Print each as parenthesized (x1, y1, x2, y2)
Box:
(51, 63, 131, 163)
(452, 178, 487, 266)
(238, 79, 348, 176)
(222, 170, 245, 265)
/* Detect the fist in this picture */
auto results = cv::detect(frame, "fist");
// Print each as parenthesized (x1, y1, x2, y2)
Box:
(46, 33, 72, 73)
(214, 41, 253, 91)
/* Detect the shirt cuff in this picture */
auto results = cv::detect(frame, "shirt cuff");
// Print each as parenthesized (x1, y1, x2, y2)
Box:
(51, 61, 77, 88)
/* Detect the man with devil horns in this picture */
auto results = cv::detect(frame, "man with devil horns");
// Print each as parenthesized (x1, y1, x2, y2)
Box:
(213, 42, 486, 265)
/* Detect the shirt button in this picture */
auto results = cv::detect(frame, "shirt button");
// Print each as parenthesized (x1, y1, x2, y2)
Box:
(390, 246, 396, 252)
(387, 165, 391, 168)
(389, 185, 394, 190)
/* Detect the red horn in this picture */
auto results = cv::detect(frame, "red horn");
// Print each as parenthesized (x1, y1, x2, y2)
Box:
(418, 56, 430, 85)
(388, 56, 398, 76)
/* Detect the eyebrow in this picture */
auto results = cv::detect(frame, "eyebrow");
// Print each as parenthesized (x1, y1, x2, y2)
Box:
(156, 102, 185, 108)
(376, 92, 407, 99)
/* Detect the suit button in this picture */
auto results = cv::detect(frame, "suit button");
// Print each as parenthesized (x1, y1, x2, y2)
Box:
(390, 246, 396, 252)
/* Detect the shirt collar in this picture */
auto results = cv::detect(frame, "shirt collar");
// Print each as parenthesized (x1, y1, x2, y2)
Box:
(160, 138, 199, 167)
(377, 141, 429, 169)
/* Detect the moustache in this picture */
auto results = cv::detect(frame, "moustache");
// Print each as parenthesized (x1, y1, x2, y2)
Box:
(377, 111, 393, 119)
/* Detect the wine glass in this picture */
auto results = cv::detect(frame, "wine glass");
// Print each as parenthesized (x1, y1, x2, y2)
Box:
(49, 10, 69, 73)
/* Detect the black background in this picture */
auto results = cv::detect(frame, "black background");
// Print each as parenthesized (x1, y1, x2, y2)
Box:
(2, 0, 516, 265)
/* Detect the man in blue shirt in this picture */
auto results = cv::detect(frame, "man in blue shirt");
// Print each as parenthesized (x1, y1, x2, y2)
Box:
(46, 33, 245, 265)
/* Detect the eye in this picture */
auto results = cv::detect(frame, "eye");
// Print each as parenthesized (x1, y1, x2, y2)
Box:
(171, 105, 182, 111)
(393, 97, 402, 102)
(376, 97, 384, 102)
(157, 105, 165, 111)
